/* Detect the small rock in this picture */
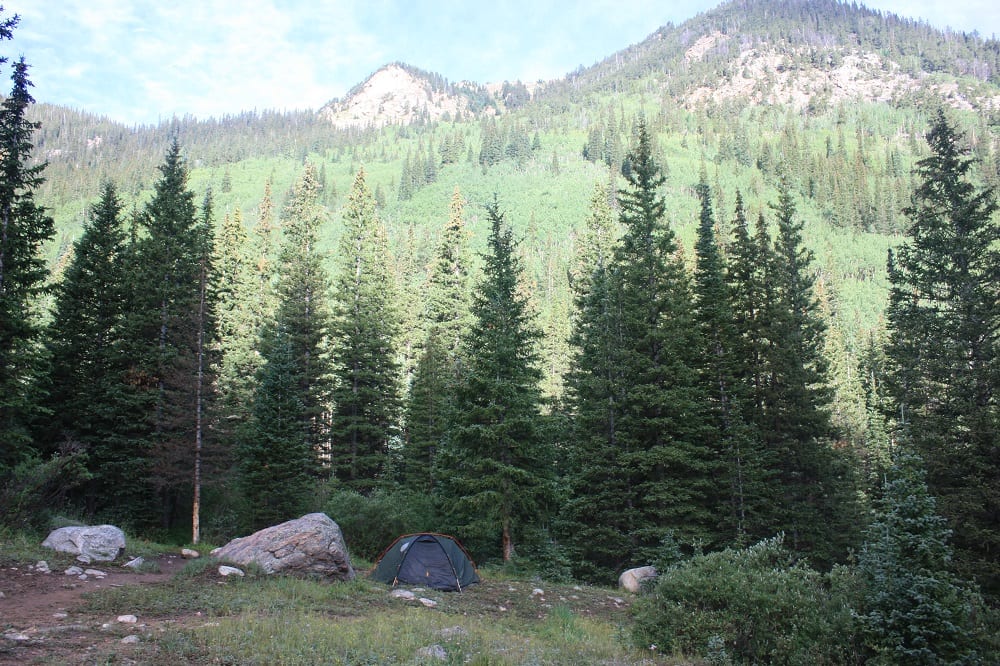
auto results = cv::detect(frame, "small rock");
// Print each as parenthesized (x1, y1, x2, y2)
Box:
(531, 588, 545, 597)
(84, 569, 107, 578)
(390, 589, 415, 600)
(53, 612, 68, 619)
(181, 548, 200, 559)
(76, 554, 92, 564)
(34, 560, 51, 574)
(64, 566, 83, 576)
(77, 574, 88, 581)
(123, 556, 144, 570)
(218, 565, 244, 577)
(436, 626, 468, 640)
(117, 614, 138, 624)
(419, 597, 438, 608)
(416, 644, 447, 660)
(0, 591, 5, 598)
(120, 635, 141, 644)
(3, 631, 30, 642)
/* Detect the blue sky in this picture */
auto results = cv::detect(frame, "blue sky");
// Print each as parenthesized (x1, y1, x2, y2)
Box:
(4, 0, 999, 126)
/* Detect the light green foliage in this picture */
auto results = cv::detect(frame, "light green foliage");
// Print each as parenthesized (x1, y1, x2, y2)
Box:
(631, 536, 857, 665)
(324, 487, 436, 560)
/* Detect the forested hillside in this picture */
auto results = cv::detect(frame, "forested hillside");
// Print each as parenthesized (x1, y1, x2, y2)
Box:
(3, 1, 999, 661)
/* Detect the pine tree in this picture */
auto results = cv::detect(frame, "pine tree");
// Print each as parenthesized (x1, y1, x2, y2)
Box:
(886, 110, 1000, 596)
(565, 122, 714, 579)
(330, 167, 402, 492)
(44, 182, 143, 516)
(439, 197, 552, 563)
(239, 163, 332, 525)
(753, 184, 859, 565)
(0, 54, 55, 470)
(692, 177, 754, 546)
(126, 139, 212, 529)
(857, 451, 982, 664)
(403, 187, 472, 490)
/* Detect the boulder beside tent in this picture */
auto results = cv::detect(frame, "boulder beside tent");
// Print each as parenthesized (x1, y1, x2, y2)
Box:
(371, 533, 479, 591)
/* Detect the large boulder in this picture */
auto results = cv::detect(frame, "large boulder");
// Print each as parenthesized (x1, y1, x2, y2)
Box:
(42, 525, 126, 562)
(211, 513, 355, 581)
(618, 565, 658, 593)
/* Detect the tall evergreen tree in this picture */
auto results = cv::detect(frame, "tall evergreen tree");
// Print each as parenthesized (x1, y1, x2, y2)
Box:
(753, 184, 859, 565)
(330, 167, 402, 492)
(44, 182, 142, 516)
(886, 110, 1000, 596)
(564, 123, 714, 580)
(439, 197, 552, 563)
(692, 178, 754, 546)
(130, 139, 213, 529)
(0, 52, 54, 471)
(403, 187, 472, 490)
(239, 163, 332, 524)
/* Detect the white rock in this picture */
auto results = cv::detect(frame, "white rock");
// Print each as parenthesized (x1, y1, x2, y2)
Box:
(0, 591, 6, 598)
(218, 565, 244, 577)
(78, 574, 88, 581)
(390, 589, 416, 600)
(181, 548, 200, 559)
(53, 612, 68, 619)
(417, 644, 447, 660)
(123, 557, 144, 570)
(436, 626, 468, 639)
(64, 566, 83, 576)
(120, 635, 141, 644)
(84, 569, 107, 578)
(3, 631, 30, 641)
(76, 554, 92, 564)
(531, 588, 545, 597)
(117, 614, 138, 624)
(34, 560, 50, 574)
(618, 565, 658, 593)
(419, 597, 438, 608)
(42, 525, 126, 562)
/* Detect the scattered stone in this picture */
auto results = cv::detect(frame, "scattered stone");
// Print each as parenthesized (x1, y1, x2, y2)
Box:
(42, 524, 126, 562)
(436, 626, 468, 640)
(84, 568, 107, 578)
(573, 585, 583, 591)
(76, 554, 92, 564)
(609, 596, 625, 606)
(53, 612, 69, 619)
(34, 560, 51, 574)
(419, 597, 438, 608)
(77, 574, 88, 581)
(181, 548, 200, 559)
(0, 591, 5, 599)
(3, 631, 30, 642)
(120, 635, 141, 645)
(618, 565, 658, 593)
(64, 566, 84, 576)
(218, 565, 244, 577)
(531, 588, 545, 597)
(390, 589, 415, 600)
(416, 644, 447, 660)
(117, 614, 138, 624)
(211, 513, 354, 581)
(123, 557, 144, 570)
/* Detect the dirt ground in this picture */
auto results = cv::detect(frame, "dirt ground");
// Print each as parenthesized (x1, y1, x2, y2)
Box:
(0, 554, 189, 665)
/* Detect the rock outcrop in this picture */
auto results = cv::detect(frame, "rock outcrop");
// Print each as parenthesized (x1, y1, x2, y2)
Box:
(618, 565, 658, 593)
(211, 513, 354, 581)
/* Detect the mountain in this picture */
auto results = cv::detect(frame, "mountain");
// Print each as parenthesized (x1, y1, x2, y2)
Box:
(318, 63, 495, 129)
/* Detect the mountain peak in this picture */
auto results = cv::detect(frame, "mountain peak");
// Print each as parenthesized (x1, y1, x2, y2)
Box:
(318, 63, 484, 129)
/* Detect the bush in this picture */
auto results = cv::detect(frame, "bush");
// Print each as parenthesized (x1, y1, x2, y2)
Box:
(0, 450, 89, 531)
(323, 487, 437, 561)
(631, 536, 857, 665)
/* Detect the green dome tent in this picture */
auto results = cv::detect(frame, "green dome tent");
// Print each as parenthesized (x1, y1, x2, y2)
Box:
(370, 533, 479, 591)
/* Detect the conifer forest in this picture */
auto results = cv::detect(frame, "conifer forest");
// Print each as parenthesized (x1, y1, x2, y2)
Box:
(1, 1, 999, 661)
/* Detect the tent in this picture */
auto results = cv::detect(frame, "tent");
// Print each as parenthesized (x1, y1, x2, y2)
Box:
(371, 533, 479, 591)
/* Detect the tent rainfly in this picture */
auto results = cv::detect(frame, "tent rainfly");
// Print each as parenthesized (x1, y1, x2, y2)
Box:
(371, 533, 479, 591)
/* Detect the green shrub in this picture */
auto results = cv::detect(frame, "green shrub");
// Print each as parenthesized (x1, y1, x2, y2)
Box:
(323, 487, 437, 561)
(631, 535, 857, 665)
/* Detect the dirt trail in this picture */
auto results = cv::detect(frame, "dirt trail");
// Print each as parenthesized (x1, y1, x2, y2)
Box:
(0, 554, 189, 665)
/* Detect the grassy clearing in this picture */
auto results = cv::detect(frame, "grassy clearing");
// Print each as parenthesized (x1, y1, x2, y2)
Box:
(79, 562, 675, 664)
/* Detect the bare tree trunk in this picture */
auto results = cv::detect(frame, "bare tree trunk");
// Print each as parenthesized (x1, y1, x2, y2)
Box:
(192, 259, 207, 545)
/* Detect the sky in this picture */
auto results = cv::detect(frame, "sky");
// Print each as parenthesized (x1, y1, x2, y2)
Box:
(4, 0, 999, 126)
